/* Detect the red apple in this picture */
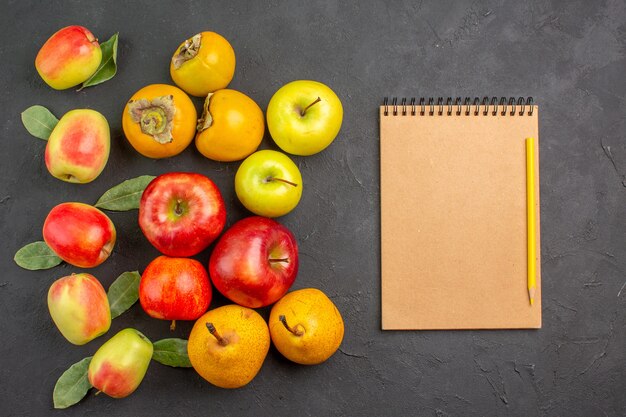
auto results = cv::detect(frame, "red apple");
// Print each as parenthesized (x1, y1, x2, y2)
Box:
(139, 172, 226, 257)
(209, 216, 298, 308)
(139, 256, 212, 328)
(43, 202, 116, 268)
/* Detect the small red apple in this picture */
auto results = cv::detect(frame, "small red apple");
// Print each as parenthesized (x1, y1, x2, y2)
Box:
(139, 256, 212, 329)
(209, 216, 298, 308)
(139, 172, 226, 257)
(43, 202, 116, 268)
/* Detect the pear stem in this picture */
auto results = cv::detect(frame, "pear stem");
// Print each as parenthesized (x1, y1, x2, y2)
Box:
(206, 322, 228, 346)
(279, 315, 304, 336)
(268, 258, 289, 264)
(267, 177, 298, 187)
(170, 320, 176, 331)
(301, 97, 321, 116)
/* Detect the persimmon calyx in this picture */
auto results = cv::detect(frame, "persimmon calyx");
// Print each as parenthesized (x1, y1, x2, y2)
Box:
(172, 33, 201, 69)
(197, 93, 214, 132)
(128, 95, 176, 144)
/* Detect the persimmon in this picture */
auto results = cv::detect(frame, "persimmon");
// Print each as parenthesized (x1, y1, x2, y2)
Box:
(195, 89, 264, 162)
(170, 32, 235, 97)
(122, 84, 197, 159)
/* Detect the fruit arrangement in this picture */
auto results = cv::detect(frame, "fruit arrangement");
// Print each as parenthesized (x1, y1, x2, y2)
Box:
(16, 25, 345, 409)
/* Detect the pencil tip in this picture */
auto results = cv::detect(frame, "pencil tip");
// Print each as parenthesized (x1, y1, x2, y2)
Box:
(529, 298, 534, 306)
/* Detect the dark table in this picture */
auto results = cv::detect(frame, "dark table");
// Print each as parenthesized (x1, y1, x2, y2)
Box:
(1, 1, 625, 416)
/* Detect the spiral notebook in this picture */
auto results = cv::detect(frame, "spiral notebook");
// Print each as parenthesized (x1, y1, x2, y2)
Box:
(380, 97, 541, 330)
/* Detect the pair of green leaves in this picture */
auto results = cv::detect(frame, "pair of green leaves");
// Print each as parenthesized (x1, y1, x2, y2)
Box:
(20, 33, 119, 141)
(53, 339, 191, 409)
(13, 175, 155, 270)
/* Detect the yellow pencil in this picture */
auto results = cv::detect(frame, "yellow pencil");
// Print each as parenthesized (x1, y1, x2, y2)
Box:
(526, 137, 537, 306)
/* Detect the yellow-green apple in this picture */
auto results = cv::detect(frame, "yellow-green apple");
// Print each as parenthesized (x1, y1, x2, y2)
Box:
(266, 80, 343, 156)
(47, 273, 111, 345)
(45, 109, 110, 184)
(235, 150, 302, 218)
(88, 328, 153, 398)
(43, 202, 116, 268)
(209, 216, 298, 308)
(35, 25, 102, 90)
(140, 256, 212, 329)
(139, 173, 226, 257)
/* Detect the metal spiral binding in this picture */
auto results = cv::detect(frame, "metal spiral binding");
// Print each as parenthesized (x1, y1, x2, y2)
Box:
(383, 97, 534, 116)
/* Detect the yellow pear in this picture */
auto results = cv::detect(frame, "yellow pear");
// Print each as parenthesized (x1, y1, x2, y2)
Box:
(187, 304, 270, 388)
(269, 288, 344, 365)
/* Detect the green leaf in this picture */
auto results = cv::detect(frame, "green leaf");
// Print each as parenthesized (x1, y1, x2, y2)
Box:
(21, 105, 58, 140)
(107, 271, 140, 319)
(53, 356, 93, 409)
(95, 175, 155, 211)
(79, 33, 119, 90)
(152, 339, 192, 367)
(14, 241, 62, 270)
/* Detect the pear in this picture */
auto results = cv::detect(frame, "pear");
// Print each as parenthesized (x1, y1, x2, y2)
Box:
(187, 305, 270, 388)
(88, 328, 153, 398)
(269, 288, 344, 365)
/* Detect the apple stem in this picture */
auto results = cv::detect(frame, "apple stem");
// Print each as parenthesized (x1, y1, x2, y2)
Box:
(267, 177, 298, 187)
(301, 97, 321, 116)
(206, 322, 228, 346)
(268, 258, 289, 264)
(174, 199, 184, 216)
(279, 315, 304, 336)
(170, 320, 176, 331)
(95, 390, 102, 396)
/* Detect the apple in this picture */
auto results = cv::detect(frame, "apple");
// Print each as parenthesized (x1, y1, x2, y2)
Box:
(45, 109, 110, 184)
(47, 273, 111, 345)
(140, 256, 212, 329)
(235, 150, 302, 218)
(88, 328, 153, 399)
(35, 25, 102, 90)
(43, 202, 116, 268)
(209, 216, 298, 308)
(266, 80, 343, 156)
(139, 173, 226, 257)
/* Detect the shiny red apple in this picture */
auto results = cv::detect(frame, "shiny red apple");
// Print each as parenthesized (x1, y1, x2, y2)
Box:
(140, 256, 211, 329)
(43, 202, 116, 268)
(139, 172, 226, 257)
(209, 216, 298, 308)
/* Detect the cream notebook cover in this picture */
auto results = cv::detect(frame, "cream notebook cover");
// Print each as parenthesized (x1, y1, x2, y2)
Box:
(380, 97, 541, 330)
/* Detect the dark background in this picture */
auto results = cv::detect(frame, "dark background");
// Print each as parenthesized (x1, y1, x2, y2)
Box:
(1, 1, 625, 416)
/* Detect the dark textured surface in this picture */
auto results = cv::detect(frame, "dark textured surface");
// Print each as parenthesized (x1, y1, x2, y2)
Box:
(1, 1, 625, 416)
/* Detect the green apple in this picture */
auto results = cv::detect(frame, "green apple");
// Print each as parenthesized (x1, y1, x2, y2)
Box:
(235, 150, 303, 217)
(266, 80, 343, 156)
